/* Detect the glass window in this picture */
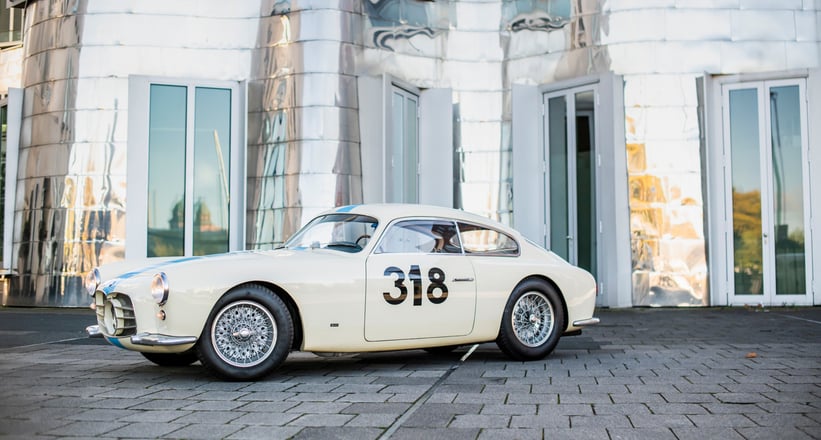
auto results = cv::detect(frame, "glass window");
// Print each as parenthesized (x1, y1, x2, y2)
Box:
(193, 87, 231, 256)
(377, 219, 461, 254)
(388, 86, 419, 203)
(458, 222, 519, 255)
(0, 7, 22, 46)
(147, 85, 187, 257)
(285, 214, 378, 253)
(147, 84, 235, 257)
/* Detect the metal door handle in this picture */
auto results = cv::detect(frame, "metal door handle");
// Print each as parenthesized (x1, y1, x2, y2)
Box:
(453, 277, 474, 282)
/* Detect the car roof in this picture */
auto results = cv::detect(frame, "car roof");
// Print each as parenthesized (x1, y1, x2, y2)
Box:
(325, 204, 517, 235)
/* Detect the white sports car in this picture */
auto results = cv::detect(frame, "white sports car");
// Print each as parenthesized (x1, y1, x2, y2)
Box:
(86, 204, 599, 380)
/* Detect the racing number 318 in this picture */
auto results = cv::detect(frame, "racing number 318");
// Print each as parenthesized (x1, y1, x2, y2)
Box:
(383, 265, 448, 305)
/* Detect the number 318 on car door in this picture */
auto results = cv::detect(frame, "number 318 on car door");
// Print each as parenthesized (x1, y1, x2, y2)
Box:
(365, 254, 476, 341)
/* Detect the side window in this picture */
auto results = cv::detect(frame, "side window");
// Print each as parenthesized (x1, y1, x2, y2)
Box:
(458, 222, 519, 256)
(377, 219, 462, 254)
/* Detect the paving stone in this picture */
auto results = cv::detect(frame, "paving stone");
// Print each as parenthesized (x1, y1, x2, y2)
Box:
(391, 427, 480, 440)
(687, 414, 757, 427)
(542, 427, 608, 439)
(288, 413, 355, 427)
(229, 412, 300, 426)
(735, 426, 816, 439)
(226, 426, 303, 439)
(449, 414, 510, 428)
(289, 426, 383, 440)
(164, 423, 244, 439)
(672, 427, 746, 440)
(345, 413, 398, 427)
(607, 427, 677, 439)
(571, 414, 631, 428)
(105, 422, 187, 438)
(477, 428, 541, 439)
(628, 414, 695, 428)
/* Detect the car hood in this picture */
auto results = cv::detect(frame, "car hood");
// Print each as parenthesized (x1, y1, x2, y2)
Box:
(98, 248, 360, 295)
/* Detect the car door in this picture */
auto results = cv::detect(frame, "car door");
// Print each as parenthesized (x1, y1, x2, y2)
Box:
(365, 218, 477, 342)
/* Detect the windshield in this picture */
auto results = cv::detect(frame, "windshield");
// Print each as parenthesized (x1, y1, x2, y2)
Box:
(284, 214, 378, 253)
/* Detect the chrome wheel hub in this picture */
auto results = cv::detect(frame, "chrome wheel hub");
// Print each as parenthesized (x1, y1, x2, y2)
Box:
(512, 292, 554, 347)
(211, 300, 276, 368)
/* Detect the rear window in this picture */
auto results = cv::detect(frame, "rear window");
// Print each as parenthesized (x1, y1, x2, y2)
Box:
(458, 222, 519, 256)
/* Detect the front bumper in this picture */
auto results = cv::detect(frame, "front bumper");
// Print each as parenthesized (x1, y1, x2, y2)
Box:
(86, 324, 196, 346)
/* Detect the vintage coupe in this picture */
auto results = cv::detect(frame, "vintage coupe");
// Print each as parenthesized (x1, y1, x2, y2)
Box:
(86, 204, 599, 380)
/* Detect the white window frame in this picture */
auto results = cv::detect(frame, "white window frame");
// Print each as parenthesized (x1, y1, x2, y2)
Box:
(2, 88, 21, 272)
(706, 70, 816, 306)
(126, 76, 246, 259)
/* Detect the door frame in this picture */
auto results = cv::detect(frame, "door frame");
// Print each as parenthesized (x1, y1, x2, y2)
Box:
(541, 85, 597, 269)
(512, 73, 631, 308)
(706, 70, 816, 306)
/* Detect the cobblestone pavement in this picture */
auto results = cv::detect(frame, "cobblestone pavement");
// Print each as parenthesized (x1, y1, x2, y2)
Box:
(0, 306, 819, 439)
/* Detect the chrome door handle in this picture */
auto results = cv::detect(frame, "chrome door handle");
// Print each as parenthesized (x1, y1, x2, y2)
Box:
(453, 277, 474, 282)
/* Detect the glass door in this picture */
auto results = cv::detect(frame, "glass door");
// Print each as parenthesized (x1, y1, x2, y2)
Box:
(723, 80, 812, 305)
(543, 87, 597, 278)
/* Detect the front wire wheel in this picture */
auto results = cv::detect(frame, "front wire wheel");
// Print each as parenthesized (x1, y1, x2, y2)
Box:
(211, 300, 276, 368)
(197, 284, 293, 380)
(497, 279, 566, 361)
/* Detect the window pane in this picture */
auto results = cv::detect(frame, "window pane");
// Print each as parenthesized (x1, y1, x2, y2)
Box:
(390, 91, 404, 203)
(575, 91, 596, 275)
(547, 96, 568, 259)
(285, 214, 378, 253)
(458, 222, 518, 255)
(193, 87, 231, 256)
(404, 95, 418, 203)
(728, 88, 763, 295)
(147, 85, 187, 257)
(377, 220, 460, 254)
(769, 85, 806, 295)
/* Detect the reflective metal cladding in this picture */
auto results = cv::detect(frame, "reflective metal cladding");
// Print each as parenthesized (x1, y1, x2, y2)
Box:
(5, 0, 819, 307)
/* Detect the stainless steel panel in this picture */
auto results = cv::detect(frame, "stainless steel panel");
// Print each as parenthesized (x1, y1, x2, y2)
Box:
(664, 9, 732, 41)
(625, 74, 708, 306)
(731, 10, 795, 41)
(604, 10, 666, 43)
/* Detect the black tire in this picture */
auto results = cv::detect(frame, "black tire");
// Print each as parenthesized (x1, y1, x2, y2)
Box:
(423, 345, 459, 355)
(496, 279, 566, 361)
(196, 284, 293, 380)
(141, 349, 198, 367)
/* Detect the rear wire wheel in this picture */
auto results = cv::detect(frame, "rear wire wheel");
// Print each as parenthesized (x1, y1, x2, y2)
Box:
(197, 284, 293, 380)
(496, 279, 566, 361)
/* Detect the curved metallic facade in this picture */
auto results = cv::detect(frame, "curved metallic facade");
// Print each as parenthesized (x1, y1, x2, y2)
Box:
(3, 0, 820, 306)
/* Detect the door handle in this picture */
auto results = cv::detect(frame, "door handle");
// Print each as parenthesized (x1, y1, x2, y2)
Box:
(453, 277, 474, 282)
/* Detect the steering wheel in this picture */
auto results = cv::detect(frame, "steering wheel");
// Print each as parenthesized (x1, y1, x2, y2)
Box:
(355, 234, 371, 247)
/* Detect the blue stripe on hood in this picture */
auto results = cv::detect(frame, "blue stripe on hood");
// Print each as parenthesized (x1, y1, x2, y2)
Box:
(335, 205, 360, 213)
(101, 256, 204, 295)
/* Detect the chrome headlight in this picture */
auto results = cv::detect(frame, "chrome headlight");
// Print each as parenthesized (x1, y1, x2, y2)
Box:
(84, 268, 101, 296)
(151, 272, 169, 305)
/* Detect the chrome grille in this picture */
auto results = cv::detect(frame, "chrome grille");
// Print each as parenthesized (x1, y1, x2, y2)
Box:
(94, 291, 137, 336)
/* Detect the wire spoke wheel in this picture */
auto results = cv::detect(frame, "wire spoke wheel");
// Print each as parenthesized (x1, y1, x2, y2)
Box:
(211, 300, 277, 368)
(497, 279, 566, 361)
(511, 291, 554, 347)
